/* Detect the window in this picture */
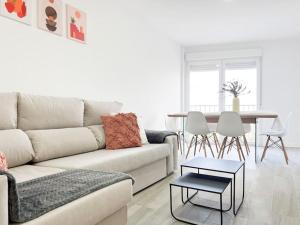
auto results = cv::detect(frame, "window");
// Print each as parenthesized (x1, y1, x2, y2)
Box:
(189, 69, 219, 112)
(185, 58, 261, 112)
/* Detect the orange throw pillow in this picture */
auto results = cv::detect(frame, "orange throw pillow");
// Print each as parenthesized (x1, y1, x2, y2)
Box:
(101, 113, 142, 150)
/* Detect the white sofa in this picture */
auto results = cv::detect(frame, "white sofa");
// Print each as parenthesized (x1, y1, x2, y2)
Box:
(0, 93, 178, 225)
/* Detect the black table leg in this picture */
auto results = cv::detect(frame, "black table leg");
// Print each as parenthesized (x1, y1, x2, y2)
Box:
(220, 194, 223, 225)
(233, 164, 245, 215)
(186, 183, 232, 212)
(233, 173, 236, 213)
(171, 184, 229, 225)
(182, 118, 185, 154)
(181, 166, 184, 204)
(170, 184, 200, 225)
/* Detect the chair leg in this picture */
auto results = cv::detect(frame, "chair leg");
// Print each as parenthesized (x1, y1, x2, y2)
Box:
(261, 136, 271, 162)
(193, 136, 198, 156)
(206, 136, 215, 158)
(221, 137, 228, 159)
(243, 135, 250, 155)
(215, 133, 221, 149)
(179, 132, 183, 155)
(227, 137, 234, 154)
(218, 137, 227, 159)
(237, 137, 245, 161)
(186, 135, 195, 159)
(279, 137, 289, 165)
(213, 133, 220, 153)
(234, 138, 242, 161)
(198, 139, 203, 154)
(202, 136, 207, 158)
(177, 133, 182, 155)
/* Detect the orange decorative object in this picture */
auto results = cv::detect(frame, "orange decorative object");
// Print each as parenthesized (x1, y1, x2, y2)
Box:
(5, 0, 27, 18)
(101, 113, 142, 150)
(0, 152, 8, 172)
(70, 22, 85, 41)
(75, 11, 81, 19)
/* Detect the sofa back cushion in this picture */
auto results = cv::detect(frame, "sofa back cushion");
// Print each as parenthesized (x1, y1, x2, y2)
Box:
(84, 100, 123, 126)
(0, 93, 18, 129)
(18, 94, 84, 130)
(26, 128, 98, 162)
(0, 129, 34, 168)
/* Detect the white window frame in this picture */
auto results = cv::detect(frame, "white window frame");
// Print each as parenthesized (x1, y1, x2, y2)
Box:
(183, 57, 262, 112)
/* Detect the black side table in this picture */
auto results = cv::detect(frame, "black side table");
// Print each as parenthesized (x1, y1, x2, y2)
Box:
(170, 172, 232, 225)
(181, 157, 245, 215)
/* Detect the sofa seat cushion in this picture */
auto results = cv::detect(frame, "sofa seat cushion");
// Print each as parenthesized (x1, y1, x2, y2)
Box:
(10, 179, 132, 225)
(26, 128, 98, 162)
(0, 129, 34, 168)
(8, 165, 65, 183)
(35, 144, 170, 173)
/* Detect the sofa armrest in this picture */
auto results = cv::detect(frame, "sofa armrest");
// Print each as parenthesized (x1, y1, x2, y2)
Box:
(164, 136, 178, 174)
(0, 175, 9, 225)
(145, 130, 178, 174)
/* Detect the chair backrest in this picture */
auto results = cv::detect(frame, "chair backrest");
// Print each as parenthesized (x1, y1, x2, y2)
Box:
(284, 112, 293, 133)
(186, 111, 210, 135)
(165, 116, 180, 132)
(272, 112, 292, 136)
(217, 111, 245, 137)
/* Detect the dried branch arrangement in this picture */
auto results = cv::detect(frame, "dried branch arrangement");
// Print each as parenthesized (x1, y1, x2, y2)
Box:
(221, 80, 250, 97)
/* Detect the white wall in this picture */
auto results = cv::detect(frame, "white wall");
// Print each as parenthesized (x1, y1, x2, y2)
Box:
(185, 38, 300, 147)
(0, 0, 181, 129)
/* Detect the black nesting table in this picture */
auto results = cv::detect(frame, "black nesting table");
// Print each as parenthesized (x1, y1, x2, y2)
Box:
(181, 157, 245, 215)
(170, 157, 245, 225)
(170, 172, 232, 225)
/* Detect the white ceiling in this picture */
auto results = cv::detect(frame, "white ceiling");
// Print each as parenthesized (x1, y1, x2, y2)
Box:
(124, 0, 300, 46)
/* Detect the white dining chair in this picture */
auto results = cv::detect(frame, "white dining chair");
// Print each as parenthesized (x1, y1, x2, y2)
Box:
(185, 111, 215, 159)
(165, 116, 183, 154)
(242, 124, 251, 155)
(226, 124, 251, 155)
(207, 123, 221, 153)
(260, 112, 292, 165)
(217, 111, 247, 161)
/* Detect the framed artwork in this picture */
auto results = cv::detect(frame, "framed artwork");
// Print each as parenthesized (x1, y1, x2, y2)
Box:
(37, 0, 63, 36)
(0, 0, 31, 25)
(66, 4, 86, 44)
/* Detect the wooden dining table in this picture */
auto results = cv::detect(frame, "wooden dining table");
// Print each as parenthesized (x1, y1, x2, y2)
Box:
(168, 111, 278, 163)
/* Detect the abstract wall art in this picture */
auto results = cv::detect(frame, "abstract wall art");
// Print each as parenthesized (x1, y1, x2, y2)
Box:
(37, 0, 63, 36)
(66, 4, 86, 44)
(0, 0, 31, 24)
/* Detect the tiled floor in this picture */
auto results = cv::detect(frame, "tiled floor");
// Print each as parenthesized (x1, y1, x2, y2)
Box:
(128, 146, 300, 225)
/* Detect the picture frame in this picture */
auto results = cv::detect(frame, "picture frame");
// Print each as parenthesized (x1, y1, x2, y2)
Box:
(37, 0, 63, 36)
(66, 4, 87, 44)
(0, 0, 31, 25)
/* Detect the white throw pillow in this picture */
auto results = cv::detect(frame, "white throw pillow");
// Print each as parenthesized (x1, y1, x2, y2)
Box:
(88, 125, 106, 149)
(137, 117, 149, 145)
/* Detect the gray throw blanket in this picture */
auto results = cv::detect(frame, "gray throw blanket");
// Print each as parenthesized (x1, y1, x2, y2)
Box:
(145, 130, 177, 144)
(0, 169, 134, 223)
